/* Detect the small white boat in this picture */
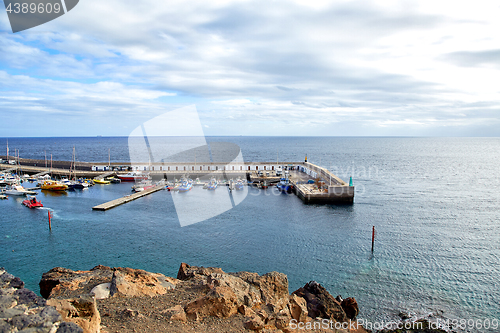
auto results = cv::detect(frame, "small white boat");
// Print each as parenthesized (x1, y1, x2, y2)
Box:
(117, 172, 150, 182)
(4, 184, 31, 196)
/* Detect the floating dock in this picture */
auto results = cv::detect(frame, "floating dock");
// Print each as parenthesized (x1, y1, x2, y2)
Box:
(92, 184, 164, 211)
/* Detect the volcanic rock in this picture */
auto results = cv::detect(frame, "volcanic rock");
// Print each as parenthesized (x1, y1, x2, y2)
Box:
(341, 297, 359, 320)
(292, 280, 347, 322)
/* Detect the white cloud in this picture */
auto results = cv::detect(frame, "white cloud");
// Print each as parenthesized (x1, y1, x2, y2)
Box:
(0, 0, 499, 136)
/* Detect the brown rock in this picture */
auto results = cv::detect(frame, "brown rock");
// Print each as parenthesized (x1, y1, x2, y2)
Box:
(177, 262, 224, 280)
(230, 270, 289, 311)
(47, 296, 100, 333)
(109, 269, 174, 297)
(292, 281, 347, 323)
(185, 285, 239, 318)
(39, 266, 114, 299)
(244, 315, 265, 330)
(40, 266, 175, 300)
(289, 294, 308, 322)
(341, 297, 359, 320)
(207, 273, 262, 307)
(238, 304, 256, 317)
(161, 305, 187, 322)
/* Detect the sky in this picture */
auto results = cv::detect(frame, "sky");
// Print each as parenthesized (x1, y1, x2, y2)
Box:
(0, 0, 499, 137)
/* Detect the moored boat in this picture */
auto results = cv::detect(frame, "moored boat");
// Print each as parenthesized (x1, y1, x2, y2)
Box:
(206, 178, 218, 190)
(40, 180, 68, 191)
(5, 184, 31, 196)
(93, 178, 110, 185)
(132, 180, 154, 192)
(117, 172, 150, 182)
(277, 176, 292, 193)
(178, 180, 193, 192)
(106, 177, 121, 184)
(22, 195, 43, 208)
(235, 179, 244, 190)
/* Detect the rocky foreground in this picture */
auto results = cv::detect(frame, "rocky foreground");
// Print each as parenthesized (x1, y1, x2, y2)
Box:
(2, 264, 447, 333)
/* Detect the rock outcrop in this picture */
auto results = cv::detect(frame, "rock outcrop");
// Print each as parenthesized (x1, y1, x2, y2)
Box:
(40, 265, 177, 300)
(0, 267, 83, 333)
(35, 263, 364, 333)
(292, 280, 348, 322)
(176, 263, 359, 331)
(39, 265, 178, 333)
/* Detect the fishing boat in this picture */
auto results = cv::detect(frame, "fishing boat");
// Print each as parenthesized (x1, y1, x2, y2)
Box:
(178, 180, 193, 192)
(70, 181, 89, 190)
(93, 178, 110, 185)
(261, 180, 268, 189)
(22, 195, 43, 208)
(206, 178, 218, 190)
(40, 180, 68, 191)
(277, 176, 292, 193)
(132, 180, 154, 192)
(106, 177, 121, 184)
(235, 179, 244, 190)
(117, 172, 150, 182)
(0, 175, 19, 186)
(37, 174, 51, 181)
(4, 184, 31, 196)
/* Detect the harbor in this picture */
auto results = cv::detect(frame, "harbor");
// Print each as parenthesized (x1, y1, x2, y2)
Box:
(1, 157, 355, 207)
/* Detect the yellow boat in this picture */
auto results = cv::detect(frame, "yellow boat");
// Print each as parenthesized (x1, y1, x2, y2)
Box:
(41, 180, 68, 191)
(93, 178, 110, 184)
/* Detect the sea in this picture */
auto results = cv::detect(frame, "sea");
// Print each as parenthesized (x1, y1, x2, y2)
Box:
(1, 137, 499, 332)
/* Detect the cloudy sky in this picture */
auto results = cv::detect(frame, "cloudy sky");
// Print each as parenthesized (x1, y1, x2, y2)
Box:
(1, 0, 499, 137)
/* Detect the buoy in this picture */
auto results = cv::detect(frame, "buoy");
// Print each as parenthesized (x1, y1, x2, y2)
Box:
(349, 176, 353, 186)
(371, 226, 376, 252)
(48, 211, 52, 230)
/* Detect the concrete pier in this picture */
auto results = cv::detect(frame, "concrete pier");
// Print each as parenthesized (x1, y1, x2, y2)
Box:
(92, 184, 164, 211)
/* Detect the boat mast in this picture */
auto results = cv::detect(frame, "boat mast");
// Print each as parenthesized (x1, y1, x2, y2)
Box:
(72, 146, 76, 180)
(108, 148, 110, 170)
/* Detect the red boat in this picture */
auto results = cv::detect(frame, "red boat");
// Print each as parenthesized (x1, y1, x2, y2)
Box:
(116, 172, 150, 182)
(22, 196, 43, 208)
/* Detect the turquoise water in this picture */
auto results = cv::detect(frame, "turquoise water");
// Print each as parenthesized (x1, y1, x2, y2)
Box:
(1, 137, 499, 332)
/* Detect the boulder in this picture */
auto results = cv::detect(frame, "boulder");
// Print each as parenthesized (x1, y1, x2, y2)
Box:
(244, 314, 265, 330)
(288, 294, 308, 322)
(109, 268, 175, 297)
(341, 297, 359, 320)
(161, 305, 187, 322)
(183, 265, 290, 321)
(185, 285, 239, 318)
(230, 270, 289, 311)
(39, 266, 114, 299)
(292, 281, 347, 322)
(40, 266, 177, 300)
(47, 296, 100, 333)
(177, 262, 224, 280)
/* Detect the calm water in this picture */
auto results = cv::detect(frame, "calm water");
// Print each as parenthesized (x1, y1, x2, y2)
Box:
(1, 137, 499, 332)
